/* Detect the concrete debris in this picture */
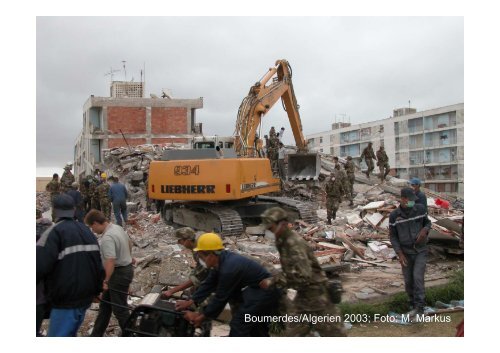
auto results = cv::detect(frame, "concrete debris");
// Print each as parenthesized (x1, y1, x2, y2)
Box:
(361, 201, 385, 210)
(346, 213, 363, 226)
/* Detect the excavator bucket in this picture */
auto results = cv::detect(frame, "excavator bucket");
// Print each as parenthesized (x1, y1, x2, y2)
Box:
(287, 152, 321, 181)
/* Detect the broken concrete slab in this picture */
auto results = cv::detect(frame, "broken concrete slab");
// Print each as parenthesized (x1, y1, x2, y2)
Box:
(367, 241, 388, 252)
(363, 212, 385, 227)
(361, 201, 385, 210)
(236, 241, 277, 254)
(246, 226, 266, 236)
(346, 213, 363, 226)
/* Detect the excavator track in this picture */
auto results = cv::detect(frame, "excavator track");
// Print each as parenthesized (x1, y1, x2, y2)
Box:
(257, 195, 318, 224)
(162, 197, 316, 238)
(202, 206, 244, 238)
(162, 202, 244, 238)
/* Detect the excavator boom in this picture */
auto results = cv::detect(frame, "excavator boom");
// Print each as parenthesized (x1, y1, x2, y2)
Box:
(234, 59, 320, 180)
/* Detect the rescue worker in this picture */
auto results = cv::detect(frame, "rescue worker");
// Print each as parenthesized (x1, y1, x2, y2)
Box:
(259, 207, 346, 337)
(389, 187, 431, 317)
(60, 164, 75, 193)
(268, 132, 279, 175)
(360, 142, 377, 179)
(278, 142, 287, 180)
(89, 172, 101, 211)
(162, 227, 209, 298)
(333, 157, 350, 200)
(325, 173, 345, 224)
(45, 173, 61, 222)
(344, 156, 356, 206)
(376, 146, 391, 182)
(175, 233, 280, 337)
(96, 173, 111, 220)
(409, 177, 427, 212)
(66, 182, 84, 222)
(37, 195, 104, 336)
(80, 177, 92, 214)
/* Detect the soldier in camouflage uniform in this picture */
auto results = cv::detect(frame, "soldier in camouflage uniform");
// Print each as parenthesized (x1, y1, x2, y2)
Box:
(80, 177, 92, 213)
(360, 142, 377, 179)
(325, 173, 345, 224)
(96, 173, 111, 220)
(268, 132, 279, 175)
(60, 164, 75, 193)
(260, 207, 346, 337)
(376, 146, 390, 183)
(162, 227, 209, 298)
(344, 156, 356, 206)
(45, 173, 61, 222)
(334, 163, 351, 205)
(89, 173, 101, 211)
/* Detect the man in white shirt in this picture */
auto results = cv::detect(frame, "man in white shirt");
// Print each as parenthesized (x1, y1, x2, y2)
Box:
(85, 209, 135, 336)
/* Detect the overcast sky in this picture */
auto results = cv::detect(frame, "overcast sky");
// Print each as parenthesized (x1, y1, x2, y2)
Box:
(36, 16, 463, 176)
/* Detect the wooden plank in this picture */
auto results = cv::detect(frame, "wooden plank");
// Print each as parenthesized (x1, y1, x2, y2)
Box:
(337, 235, 365, 259)
(350, 257, 392, 268)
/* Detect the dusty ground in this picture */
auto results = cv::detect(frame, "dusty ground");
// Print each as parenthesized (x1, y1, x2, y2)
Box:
(348, 312, 464, 337)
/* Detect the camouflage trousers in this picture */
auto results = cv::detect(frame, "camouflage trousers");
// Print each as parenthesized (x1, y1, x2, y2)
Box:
(378, 162, 390, 181)
(99, 199, 111, 220)
(365, 158, 375, 176)
(326, 197, 340, 220)
(347, 174, 355, 200)
(91, 197, 101, 211)
(50, 194, 58, 222)
(284, 286, 346, 337)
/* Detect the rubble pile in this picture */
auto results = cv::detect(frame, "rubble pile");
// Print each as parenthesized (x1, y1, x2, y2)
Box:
(36, 191, 51, 213)
(101, 144, 186, 209)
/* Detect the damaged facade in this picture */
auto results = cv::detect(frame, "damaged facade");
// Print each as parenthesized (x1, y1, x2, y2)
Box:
(73, 80, 203, 179)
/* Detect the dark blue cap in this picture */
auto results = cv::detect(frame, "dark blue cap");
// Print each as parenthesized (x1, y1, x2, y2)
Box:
(409, 177, 421, 186)
(401, 187, 417, 201)
(53, 194, 75, 219)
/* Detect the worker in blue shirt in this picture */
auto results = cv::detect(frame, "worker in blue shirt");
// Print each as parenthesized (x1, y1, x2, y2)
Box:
(409, 177, 427, 211)
(175, 233, 280, 336)
(108, 176, 129, 226)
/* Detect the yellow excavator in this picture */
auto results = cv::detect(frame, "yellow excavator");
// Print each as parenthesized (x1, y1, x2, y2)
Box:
(148, 59, 320, 236)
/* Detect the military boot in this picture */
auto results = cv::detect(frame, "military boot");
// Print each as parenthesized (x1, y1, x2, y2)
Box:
(327, 218, 332, 225)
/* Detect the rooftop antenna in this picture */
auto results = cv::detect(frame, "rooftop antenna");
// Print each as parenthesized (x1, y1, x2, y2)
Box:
(409, 100, 411, 109)
(122, 60, 127, 81)
(104, 67, 120, 83)
(143, 62, 146, 98)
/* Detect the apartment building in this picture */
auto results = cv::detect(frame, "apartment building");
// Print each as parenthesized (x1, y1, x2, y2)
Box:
(306, 103, 464, 197)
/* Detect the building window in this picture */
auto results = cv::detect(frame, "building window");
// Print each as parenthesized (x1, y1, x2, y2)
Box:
(394, 122, 399, 135)
(408, 117, 423, 134)
(340, 144, 360, 158)
(320, 136, 323, 144)
(360, 128, 371, 140)
(341, 130, 360, 144)
(330, 135, 335, 142)
(409, 151, 424, 165)
(409, 134, 423, 149)
(330, 147, 334, 155)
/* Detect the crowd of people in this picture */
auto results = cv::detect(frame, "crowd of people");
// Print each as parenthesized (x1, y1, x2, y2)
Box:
(37, 164, 132, 337)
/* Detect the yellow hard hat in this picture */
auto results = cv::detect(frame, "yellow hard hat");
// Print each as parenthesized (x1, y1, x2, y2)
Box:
(101, 172, 107, 178)
(194, 233, 224, 252)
